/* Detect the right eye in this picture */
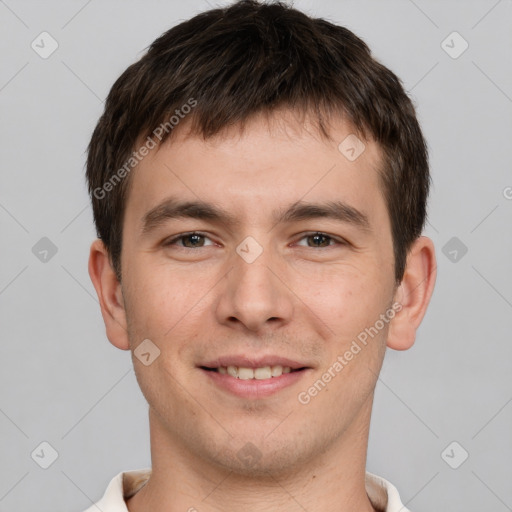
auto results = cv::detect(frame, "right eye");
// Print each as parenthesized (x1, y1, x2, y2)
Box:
(163, 232, 215, 249)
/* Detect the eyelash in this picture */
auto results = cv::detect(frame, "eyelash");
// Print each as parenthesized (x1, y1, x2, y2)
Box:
(163, 231, 346, 249)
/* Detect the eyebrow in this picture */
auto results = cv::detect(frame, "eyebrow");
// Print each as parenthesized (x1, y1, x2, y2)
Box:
(140, 197, 371, 236)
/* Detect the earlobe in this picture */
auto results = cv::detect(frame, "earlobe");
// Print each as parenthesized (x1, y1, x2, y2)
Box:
(386, 236, 437, 351)
(88, 239, 130, 351)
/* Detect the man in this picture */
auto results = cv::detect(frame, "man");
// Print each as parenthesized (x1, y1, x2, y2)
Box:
(85, 1, 436, 510)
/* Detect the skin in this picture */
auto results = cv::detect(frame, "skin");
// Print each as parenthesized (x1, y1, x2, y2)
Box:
(89, 108, 436, 512)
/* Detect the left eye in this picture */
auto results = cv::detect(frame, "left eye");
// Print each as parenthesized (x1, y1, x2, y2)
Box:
(295, 232, 339, 248)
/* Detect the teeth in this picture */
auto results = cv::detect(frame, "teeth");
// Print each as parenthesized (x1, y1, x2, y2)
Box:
(238, 367, 255, 380)
(217, 365, 293, 379)
(254, 366, 272, 379)
(271, 365, 282, 377)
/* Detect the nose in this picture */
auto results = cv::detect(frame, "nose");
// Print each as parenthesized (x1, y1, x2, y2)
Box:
(215, 241, 294, 333)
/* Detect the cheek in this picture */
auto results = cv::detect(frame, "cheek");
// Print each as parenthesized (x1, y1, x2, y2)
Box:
(295, 265, 387, 331)
(301, 273, 391, 390)
(305, 281, 389, 404)
(124, 260, 211, 335)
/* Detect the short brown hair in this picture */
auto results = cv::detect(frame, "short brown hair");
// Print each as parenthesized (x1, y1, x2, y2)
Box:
(86, 0, 430, 284)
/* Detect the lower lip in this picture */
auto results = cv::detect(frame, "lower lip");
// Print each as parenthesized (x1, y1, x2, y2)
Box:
(200, 368, 310, 398)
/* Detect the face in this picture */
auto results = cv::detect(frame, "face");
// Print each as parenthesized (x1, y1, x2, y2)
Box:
(119, 110, 398, 475)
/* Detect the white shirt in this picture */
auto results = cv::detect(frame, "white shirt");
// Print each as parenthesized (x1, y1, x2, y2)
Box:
(83, 468, 411, 512)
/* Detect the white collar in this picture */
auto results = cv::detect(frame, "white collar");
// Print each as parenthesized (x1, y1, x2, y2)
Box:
(83, 468, 411, 512)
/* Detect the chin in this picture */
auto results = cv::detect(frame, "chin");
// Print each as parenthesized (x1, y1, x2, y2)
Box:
(199, 433, 319, 479)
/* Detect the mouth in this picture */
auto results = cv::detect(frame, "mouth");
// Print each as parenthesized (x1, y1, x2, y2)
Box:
(198, 358, 312, 398)
(200, 365, 307, 380)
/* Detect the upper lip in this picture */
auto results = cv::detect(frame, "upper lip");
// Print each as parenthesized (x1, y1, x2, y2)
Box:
(200, 355, 310, 370)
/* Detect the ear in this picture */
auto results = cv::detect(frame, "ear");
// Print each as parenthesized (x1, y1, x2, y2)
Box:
(88, 238, 130, 351)
(387, 236, 436, 351)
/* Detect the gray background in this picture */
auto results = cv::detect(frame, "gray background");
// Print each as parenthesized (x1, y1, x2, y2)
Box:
(1, 0, 511, 510)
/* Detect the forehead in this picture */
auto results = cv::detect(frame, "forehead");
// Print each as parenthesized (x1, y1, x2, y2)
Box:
(124, 110, 386, 229)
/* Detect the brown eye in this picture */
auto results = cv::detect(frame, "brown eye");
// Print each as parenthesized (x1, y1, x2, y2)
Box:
(164, 232, 213, 248)
(307, 233, 332, 247)
(296, 232, 343, 248)
(181, 234, 204, 247)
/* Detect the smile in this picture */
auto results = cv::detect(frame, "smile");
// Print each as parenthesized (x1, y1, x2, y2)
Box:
(203, 365, 302, 379)
(200, 365, 310, 398)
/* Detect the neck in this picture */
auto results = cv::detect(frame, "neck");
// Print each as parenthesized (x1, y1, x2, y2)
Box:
(127, 397, 377, 512)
